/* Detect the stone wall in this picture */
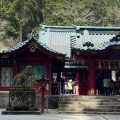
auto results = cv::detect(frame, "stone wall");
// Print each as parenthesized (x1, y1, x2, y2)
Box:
(0, 92, 60, 109)
(36, 95, 60, 110)
(0, 91, 9, 108)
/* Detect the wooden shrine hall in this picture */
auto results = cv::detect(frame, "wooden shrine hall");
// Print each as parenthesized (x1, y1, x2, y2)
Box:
(0, 26, 120, 95)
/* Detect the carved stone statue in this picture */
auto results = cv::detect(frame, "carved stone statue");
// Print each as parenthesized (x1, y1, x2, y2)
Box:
(2, 66, 40, 114)
(12, 65, 34, 87)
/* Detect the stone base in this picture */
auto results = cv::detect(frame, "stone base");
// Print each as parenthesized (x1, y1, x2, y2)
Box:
(6, 107, 37, 111)
(2, 110, 41, 115)
(2, 87, 41, 115)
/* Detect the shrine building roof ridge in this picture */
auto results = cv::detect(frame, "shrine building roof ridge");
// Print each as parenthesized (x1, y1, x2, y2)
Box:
(39, 25, 120, 58)
(3, 35, 66, 56)
(41, 25, 120, 31)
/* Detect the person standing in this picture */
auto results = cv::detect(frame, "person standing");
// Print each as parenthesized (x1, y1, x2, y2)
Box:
(64, 82, 68, 94)
(73, 79, 79, 95)
(109, 78, 114, 95)
(68, 79, 73, 94)
(61, 77, 65, 95)
(115, 82, 120, 95)
(96, 74, 103, 95)
(103, 76, 110, 95)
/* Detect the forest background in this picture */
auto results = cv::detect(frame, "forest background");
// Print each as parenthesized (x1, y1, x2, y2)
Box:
(0, 0, 120, 48)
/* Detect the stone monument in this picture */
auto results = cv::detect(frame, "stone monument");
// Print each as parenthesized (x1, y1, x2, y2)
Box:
(2, 66, 41, 114)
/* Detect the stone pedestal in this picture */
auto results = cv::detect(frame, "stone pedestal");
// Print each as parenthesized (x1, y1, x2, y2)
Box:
(2, 87, 41, 115)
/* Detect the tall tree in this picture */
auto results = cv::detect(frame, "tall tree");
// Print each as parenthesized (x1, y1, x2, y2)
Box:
(1, 0, 120, 40)
(2, 0, 43, 40)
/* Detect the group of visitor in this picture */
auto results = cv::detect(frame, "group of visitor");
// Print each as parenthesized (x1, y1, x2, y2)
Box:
(62, 79, 79, 95)
(96, 74, 120, 96)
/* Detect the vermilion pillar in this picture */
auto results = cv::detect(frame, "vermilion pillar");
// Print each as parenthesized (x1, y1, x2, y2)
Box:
(88, 60, 96, 95)
(57, 72, 61, 95)
(41, 87, 45, 113)
(13, 64, 19, 79)
(46, 65, 51, 79)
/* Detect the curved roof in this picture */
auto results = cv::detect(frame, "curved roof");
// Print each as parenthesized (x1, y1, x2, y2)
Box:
(39, 25, 120, 57)
(3, 35, 66, 57)
(75, 32, 120, 51)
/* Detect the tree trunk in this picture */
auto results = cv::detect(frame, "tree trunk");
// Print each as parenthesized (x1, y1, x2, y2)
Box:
(20, 24, 22, 42)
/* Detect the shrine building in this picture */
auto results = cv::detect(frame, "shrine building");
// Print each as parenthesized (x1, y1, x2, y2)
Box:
(0, 25, 120, 95)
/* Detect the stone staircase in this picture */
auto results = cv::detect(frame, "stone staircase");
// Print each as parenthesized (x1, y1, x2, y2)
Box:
(58, 95, 120, 114)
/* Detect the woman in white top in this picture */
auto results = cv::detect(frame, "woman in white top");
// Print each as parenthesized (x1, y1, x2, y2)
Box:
(103, 77, 110, 95)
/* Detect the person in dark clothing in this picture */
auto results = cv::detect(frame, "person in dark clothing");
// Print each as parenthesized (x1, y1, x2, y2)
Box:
(115, 82, 120, 95)
(109, 78, 114, 95)
(96, 74, 103, 95)
(61, 78, 65, 95)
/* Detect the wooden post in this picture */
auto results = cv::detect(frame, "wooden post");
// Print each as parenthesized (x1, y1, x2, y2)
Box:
(37, 76, 49, 113)
(88, 60, 96, 95)
(41, 88, 45, 113)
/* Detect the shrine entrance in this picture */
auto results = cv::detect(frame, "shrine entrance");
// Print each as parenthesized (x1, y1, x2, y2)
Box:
(95, 60, 120, 95)
(51, 68, 88, 95)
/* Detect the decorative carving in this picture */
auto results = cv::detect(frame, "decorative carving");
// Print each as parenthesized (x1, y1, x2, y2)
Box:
(1, 54, 9, 58)
(28, 41, 38, 48)
(3, 66, 40, 114)
(29, 45, 36, 52)
(83, 41, 94, 49)
(9, 90, 36, 108)
(110, 32, 120, 42)
(12, 65, 34, 87)
(28, 42, 38, 52)
(27, 31, 39, 40)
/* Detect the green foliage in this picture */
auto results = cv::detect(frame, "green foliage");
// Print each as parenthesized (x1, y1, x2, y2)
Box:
(0, 34, 4, 41)
(44, 14, 73, 26)
(1, 0, 120, 39)
(6, 24, 19, 37)
(1, 0, 43, 39)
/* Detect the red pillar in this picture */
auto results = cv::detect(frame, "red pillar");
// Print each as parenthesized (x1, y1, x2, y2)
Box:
(12, 64, 19, 79)
(41, 88, 45, 113)
(88, 60, 96, 95)
(46, 65, 51, 79)
(57, 72, 61, 95)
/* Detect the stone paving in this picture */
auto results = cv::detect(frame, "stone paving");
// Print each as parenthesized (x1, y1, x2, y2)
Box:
(0, 109, 120, 120)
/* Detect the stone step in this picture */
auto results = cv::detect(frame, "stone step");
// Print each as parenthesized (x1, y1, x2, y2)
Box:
(60, 95, 119, 99)
(58, 111, 120, 115)
(60, 97, 119, 102)
(78, 108, 120, 112)
(60, 99, 119, 102)
(59, 103, 120, 109)
(60, 101, 120, 106)
(58, 96, 120, 114)
(59, 107, 120, 112)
